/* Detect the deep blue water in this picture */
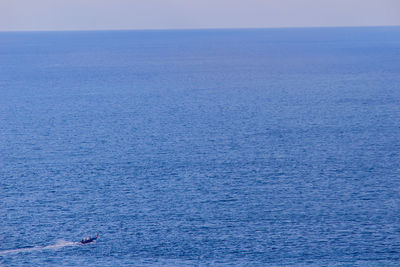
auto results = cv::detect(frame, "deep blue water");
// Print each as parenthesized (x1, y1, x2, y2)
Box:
(1, 27, 400, 266)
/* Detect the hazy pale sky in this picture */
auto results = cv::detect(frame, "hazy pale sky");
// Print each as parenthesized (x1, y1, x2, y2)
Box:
(1, 0, 399, 31)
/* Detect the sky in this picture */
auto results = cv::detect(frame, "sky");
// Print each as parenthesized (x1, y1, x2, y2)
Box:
(0, 0, 399, 31)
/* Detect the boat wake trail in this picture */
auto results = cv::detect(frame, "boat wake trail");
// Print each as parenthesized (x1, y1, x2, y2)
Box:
(0, 240, 79, 255)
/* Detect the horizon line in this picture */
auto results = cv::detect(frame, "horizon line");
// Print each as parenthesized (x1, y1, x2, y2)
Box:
(1, 24, 399, 33)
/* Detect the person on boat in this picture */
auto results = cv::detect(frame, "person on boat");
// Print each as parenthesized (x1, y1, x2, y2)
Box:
(80, 233, 98, 244)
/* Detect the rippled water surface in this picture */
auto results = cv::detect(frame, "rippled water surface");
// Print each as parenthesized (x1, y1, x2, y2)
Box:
(1, 27, 400, 266)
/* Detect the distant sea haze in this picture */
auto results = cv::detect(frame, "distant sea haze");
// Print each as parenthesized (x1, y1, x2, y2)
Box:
(0, 27, 399, 266)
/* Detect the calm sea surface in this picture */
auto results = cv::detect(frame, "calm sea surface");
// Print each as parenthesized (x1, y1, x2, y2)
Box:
(0, 27, 400, 266)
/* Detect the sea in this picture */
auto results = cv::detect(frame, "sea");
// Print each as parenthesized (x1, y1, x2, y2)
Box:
(0, 27, 399, 266)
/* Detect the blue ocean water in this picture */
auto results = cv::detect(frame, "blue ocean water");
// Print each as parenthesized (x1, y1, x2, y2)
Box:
(0, 27, 400, 266)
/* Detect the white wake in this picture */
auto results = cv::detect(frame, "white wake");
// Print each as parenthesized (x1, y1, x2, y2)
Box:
(0, 240, 79, 255)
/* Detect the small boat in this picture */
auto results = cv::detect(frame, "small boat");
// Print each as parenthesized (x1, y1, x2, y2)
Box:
(80, 233, 99, 244)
